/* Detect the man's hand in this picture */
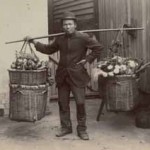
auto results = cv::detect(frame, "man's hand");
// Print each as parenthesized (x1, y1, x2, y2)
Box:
(76, 59, 87, 66)
(24, 36, 37, 45)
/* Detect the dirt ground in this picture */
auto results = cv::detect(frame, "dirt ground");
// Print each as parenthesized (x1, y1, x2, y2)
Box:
(0, 99, 150, 150)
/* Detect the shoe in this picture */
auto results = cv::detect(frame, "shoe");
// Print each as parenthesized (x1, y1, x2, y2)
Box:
(77, 131, 89, 140)
(56, 128, 72, 137)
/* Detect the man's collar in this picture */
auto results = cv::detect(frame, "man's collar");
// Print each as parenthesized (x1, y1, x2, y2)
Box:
(65, 30, 77, 38)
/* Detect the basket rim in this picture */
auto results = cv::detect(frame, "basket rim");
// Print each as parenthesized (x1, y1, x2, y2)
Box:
(8, 69, 47, 72)
(106, 74, 136, 78)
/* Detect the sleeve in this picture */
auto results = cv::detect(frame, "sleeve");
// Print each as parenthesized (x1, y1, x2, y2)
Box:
(84, 34, 104, 64)
(34, 39, 59, 55)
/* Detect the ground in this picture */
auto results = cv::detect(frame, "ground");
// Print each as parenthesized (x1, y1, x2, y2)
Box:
(0, 99, 150, 150)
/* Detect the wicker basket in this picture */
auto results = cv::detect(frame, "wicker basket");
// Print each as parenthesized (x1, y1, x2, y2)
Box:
(9, 84, 48, 122)
(8, 69, 47, 85)
(135, 108, 150, 128)
(101, 75, 139, 111)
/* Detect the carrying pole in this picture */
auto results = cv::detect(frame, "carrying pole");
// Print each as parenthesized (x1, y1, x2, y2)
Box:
(5, 27, 144, 44)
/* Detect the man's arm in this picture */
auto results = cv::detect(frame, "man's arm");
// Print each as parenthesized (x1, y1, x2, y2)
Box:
(25, 36, 59, 55)
(84, 34, 104, 64)
(34, 41, 59, 55)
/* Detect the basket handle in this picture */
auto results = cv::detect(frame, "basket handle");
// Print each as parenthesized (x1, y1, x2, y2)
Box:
(28, 43, 39, 60)
(19, 41, 27, 52)
(19, 41, 39, 60)
(12, 90, 24, 95)
(135, 62, 150, 74)
(37, 90, 47, 95)
(108, 27, 123, 56)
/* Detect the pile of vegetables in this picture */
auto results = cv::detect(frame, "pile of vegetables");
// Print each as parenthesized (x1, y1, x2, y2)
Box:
(11, 51, 46, 70)
(92, 55, 142, 80)
(92, 31, 150, 81)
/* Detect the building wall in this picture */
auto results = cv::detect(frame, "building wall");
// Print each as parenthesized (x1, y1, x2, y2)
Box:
(97, 0, 150, 93)
(0, 0, 48, 114)
(48, 0, 150, 96)
(49, 0, 97, 33)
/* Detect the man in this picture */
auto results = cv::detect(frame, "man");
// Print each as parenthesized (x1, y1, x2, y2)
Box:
(26, 11, 104, 140)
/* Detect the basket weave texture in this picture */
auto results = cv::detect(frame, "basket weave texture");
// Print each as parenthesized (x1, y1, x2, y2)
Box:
(135, 108, 150, 129)
(8, 69, 47, 85)
(101, 75, 139, 111)
(9, 84, 47, 122)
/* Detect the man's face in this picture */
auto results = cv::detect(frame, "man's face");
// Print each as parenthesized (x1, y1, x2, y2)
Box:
(62, 20, 77, 34)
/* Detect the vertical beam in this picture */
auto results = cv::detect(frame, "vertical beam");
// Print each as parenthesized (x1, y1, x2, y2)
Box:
(127, 0, 131, 24)
(93, 0, 99, 29)
(48, 0, 54, 34)
(140, 0, 148, 92)
(142, 0, 147, 61)
(92, 0, 100, 40)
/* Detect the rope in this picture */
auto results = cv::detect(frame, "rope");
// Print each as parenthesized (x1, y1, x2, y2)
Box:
(108, 25, 125, 56)
(18, 41, 39, 60)
(20, 41, 26, 52)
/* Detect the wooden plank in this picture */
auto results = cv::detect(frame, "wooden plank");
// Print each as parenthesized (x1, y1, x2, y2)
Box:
(129, 0, 140, 58)
(53, 3, 94, 15)
(97, 0, 107, 58)
(93, 0, 99, 27)
(77, 18, 97, 30)
(141, 0, 150, 92)
(137, 0, 143, 58)
(53, 0, 76, 6)
(54, 0, 93, 10)
(146, 0, 150, 61)
(54, 8, 94, 19)
(76, 14, 94, 20)
(107, 0, 112, 56)
(48, 0, 54, 34)
(124, 0, 131, 57)
(54, 14, 94, 22)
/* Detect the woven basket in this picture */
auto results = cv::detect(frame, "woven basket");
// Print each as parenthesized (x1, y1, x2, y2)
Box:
(135, 108, 150, 128)
(101, 75, 139, 111)
(9, 84, 48, 122)
(8, 69, 47, 85)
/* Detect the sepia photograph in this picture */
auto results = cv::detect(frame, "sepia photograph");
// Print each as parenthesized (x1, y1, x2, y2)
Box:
(0, 0, 150, 150)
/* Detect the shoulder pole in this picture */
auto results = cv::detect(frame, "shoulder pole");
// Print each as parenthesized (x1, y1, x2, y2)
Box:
(5, 27, 144, 44)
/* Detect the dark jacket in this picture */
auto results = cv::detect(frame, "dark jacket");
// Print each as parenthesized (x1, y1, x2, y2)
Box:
(35, 31, 104, 87)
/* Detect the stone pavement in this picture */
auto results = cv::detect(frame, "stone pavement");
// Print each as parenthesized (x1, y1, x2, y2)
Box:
(0, 99, 150, 150)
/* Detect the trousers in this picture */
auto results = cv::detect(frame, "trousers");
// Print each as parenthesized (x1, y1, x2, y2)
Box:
(58, 75, 87, 131)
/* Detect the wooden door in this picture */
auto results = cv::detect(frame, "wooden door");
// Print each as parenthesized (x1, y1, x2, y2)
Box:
(48, 0, 100, 99)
